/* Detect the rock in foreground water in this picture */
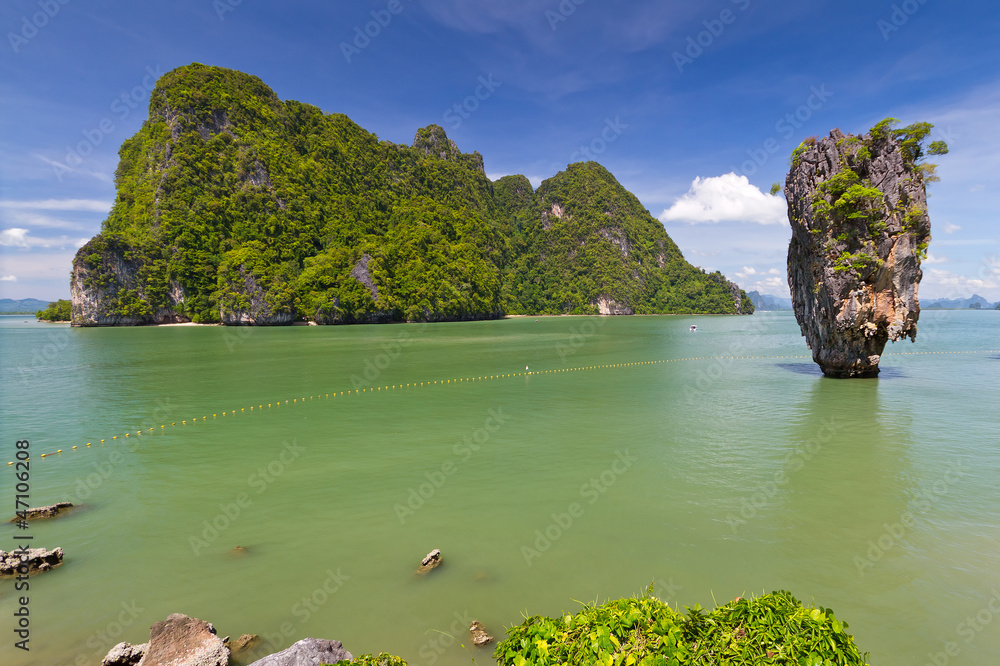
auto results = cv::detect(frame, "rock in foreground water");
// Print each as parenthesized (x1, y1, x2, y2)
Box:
(0, 547, 64, 576)
(140, 613, 229, 666)
(247, 637, 353, 665)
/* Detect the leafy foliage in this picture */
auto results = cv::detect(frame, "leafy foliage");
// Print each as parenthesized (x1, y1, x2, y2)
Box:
(76, 63, 752, 323)
(495, 590, 869, 666)
(333, 654, 408, 666)
(36, 299, 72, 321)
(799, 120, 946, 280)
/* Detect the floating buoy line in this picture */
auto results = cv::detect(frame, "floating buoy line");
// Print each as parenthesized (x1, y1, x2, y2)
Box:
(10, 349, 997, 465)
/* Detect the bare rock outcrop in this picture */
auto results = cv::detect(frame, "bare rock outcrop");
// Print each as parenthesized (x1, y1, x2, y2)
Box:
(103, 641, 148, 666)
(416, 548, 442, 574)
(247, 637, 352, 666)
(10, 501, 75, 521)
(139, 613, 229, 666)
(786, 123, 938, 377)
(0, 547, 64, 576)
(469, 621, 494, 646)
(71, 234, 188, 326)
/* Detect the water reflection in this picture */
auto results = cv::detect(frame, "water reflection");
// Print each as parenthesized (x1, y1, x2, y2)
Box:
(775, 362, 906, 379)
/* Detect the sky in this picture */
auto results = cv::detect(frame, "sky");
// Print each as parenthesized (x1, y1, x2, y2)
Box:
(1, 0, 998, 302)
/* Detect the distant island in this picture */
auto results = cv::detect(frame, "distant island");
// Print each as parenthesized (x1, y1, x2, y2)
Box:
(0, 298, 51, 314)
(70, 63, 753, 327)
(922, 294, 1000, 309)
(746, 291, 792, 311)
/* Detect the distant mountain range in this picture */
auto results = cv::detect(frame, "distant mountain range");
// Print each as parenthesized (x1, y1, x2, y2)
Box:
(746, 291, 793, 311)
(922, 294, 1000, 309)
(746, 291, 1000, 311)
(0, 298, 51, 313)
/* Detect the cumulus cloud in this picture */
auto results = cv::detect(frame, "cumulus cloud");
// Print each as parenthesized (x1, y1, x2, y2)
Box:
(0, 275, 17, 282)
(923, 253, 948, 264)
(0, 199, 112, 212)
(924, 268, 997, 295)
(659, 173, 787, 225)
(0, 228, 29, 247)
(943, 222, 961, 234)
(0, 227, 88, 249)
(735, 266, 782, 279)
(732, 265, 786, 295)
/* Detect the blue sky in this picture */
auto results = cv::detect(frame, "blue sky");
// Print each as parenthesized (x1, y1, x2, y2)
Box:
(2, 0, 998, 302)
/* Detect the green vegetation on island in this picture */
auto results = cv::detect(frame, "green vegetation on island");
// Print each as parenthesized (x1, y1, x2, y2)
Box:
(36, 299, 72, 321)
(72, 63, 752, 325)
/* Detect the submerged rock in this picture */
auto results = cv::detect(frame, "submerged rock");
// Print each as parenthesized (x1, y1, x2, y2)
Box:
(140, 613, 229, 666)
(231, 634, 259, 652)
(785, 122, 941, 377)
(416, 548, 442, 574)
(247, 637, 352, 666)
(0, 547, 64, 576)
(9, 501, 75, 521)
(469, 621, 494, 646)
(102, 641, 148, 666)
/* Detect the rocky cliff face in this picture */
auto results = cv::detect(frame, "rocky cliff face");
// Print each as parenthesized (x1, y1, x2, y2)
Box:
(786, 127, 932, 377)
(71, 234, 187, 326)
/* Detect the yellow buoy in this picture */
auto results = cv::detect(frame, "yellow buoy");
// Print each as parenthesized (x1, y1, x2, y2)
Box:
(57, 449, 62, 453)
(73, 446, 77, 449)
(125, 433, 129, 437)
(41, 453, 46, 457)
(87, 443, 91, 447)
(101, 439, 105, 442)
(113, 436, 117, 440)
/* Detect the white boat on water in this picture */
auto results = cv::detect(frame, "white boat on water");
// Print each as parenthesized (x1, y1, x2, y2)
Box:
(690, 325, 697, 331)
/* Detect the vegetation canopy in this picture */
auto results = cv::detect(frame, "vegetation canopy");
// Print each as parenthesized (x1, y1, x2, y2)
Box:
(73, 63, 752, 324)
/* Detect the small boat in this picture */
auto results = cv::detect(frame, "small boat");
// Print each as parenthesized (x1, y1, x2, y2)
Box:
(690, 325, 697, 331)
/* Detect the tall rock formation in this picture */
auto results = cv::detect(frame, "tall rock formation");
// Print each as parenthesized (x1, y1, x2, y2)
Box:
(70, 63, 752, 325)
(785, 121, 944, 377)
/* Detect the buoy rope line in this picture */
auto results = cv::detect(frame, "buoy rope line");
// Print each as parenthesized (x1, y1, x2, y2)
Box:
(10, 349, 996, 465)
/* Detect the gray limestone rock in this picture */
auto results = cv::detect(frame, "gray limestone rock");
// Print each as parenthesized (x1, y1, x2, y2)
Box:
(103, 642, 148, 666)
(786, 125, 932, 377)
(247, 637, 353, 666)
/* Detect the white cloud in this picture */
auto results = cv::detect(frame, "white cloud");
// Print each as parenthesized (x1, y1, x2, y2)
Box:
(0, 228, 29, 247)
(735, 266, 782, 280)
(0, 228, 89, 249)
(1, 275, 17, 282)
(659, 173, 787, 225)
(0, 199, 112, 212)
(924, 268, 997, 295)
(923, 253, 948, 264)
(943, 222, 961, 234)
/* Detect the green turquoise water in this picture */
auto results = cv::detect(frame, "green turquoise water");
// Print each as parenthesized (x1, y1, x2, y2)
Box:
(1, 311, 998, 666)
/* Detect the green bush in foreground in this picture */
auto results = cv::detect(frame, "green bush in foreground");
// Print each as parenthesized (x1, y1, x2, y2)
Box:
(494, 590, 869, 666)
